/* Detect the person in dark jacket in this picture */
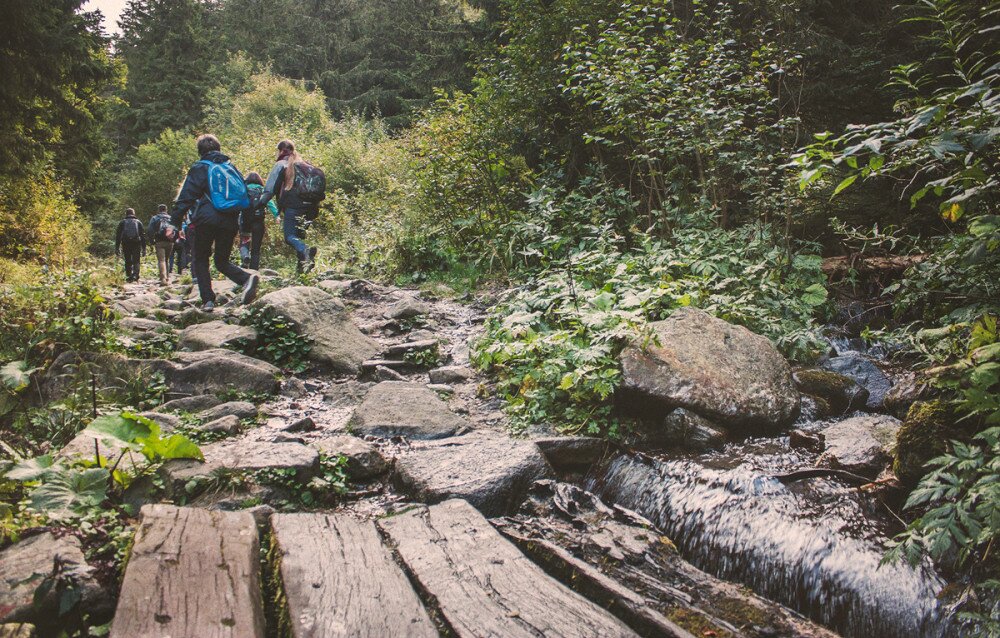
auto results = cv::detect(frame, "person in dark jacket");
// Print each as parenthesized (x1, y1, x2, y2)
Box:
(239, 172, 277, 270)
(259, 140, 318, 273)
(115, 208, 146, 283)
(170, 134, 259, 312)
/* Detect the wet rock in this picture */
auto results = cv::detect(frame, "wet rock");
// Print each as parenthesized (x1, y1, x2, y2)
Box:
(789, 429, 824, 452)
(817, 414, 902, 476)
(197, 401, 257, 422)
(349, 381, 466, 439)
(428, 365, 474, 385)
(0, 533, 111, 628)
(165, 349, 280, 396)
(113, 292, 162, 315)
(254, 286, 379, 374)
(883, 373, 931, 419)
(200, 415, 241, 435)
(162, 439, 320, 493)
(177, 320, 257, 351)
(384, 296, 430, 320)
(620, 308, 800, 432)
(798, 394, 834, 421)
(820, 353, 892, 411)
(532, 436, 609, 469)
(312, 435, 389, 480)
(793, 369, 868, 415)
(394, 432, 554, 515)
(657, 408, 728, 451)
(893, 400, 968, 484)
(154, 394, 222, 413)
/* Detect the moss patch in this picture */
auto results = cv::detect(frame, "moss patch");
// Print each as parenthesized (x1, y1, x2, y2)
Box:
(893, 400, 966, 484)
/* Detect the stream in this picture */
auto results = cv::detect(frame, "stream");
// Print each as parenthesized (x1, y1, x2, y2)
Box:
(588, 337, 954, 638)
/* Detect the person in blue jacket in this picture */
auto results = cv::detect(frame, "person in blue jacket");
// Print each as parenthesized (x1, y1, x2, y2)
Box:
(170, 134, 259, 312)
(240, 172, 278, 270)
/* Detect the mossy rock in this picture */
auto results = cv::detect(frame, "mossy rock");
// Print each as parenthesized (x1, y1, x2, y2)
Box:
(793, 368, 868, 415)
(893, 400, 965, 484)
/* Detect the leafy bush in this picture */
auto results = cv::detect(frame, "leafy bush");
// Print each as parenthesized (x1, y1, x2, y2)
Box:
(0, 170, 92, 267)
(473, 180, 828, 435)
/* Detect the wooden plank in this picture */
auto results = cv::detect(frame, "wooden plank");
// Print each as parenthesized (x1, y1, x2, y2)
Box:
(270, 513, 438, 638)
(379, 499, 640, 638)
(110, 505, 265, 638)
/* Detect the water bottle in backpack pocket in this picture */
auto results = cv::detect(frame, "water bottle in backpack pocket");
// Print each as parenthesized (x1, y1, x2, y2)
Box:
(198, 160, 251, 213)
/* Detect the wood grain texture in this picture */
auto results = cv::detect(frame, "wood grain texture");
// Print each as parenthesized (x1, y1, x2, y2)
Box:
(379, 499, 639, 638)
(110, 505, 265, 638)
(270, 513, 437, 638)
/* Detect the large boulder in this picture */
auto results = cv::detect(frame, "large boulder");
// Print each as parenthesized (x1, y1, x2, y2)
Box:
(162, 439, 319, 494)
(254, 286, 379, 374)
(0, 533, 111, 628)
(620, 308, 800, 432)
(817, 414, 902, 476)
(177, 320, 256, 352)
(820, 353, 892, 411)
(349, 381, 466, 439)
(893, 400, 970, 484)
(197, 401, 258, 422)
(394, 432, 554, 515)
(164, 349, 280, 396)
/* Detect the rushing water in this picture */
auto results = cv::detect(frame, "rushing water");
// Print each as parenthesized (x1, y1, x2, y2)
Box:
(589, 435, 954, 638)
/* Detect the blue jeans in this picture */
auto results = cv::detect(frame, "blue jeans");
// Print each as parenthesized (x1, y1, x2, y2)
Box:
(282, 208, 310, 259)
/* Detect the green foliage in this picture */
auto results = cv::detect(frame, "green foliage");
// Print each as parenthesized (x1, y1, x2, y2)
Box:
(240, 307, 313, 373)
(473, 179, 828, 434)
(404, 345, 442, 368)
(0, 170, 94, 267)
(111, 128, 192, 236)
(0, 361, 41, 418)
(0, 268, 117, 365)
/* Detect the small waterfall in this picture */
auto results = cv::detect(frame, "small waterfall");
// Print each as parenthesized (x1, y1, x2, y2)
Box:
(590, 451, 952, 638)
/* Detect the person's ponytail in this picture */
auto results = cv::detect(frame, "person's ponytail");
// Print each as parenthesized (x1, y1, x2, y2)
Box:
(278, 140, 303, 192)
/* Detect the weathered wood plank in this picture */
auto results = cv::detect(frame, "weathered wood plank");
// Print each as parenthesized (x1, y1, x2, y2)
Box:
(110, 505, 265, 638)
(270, 513, 437, 638)
(379, 499, 639, 638)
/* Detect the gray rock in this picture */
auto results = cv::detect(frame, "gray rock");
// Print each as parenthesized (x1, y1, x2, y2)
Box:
(817, 414, 902, 476)
(154, 394, 222, 414)
(200, 415, 241, 435)
(349, 381, 467, 439)
(883, 372, 930, 419)
(793, 368, 869, 415)
(385, 340, 437, 357)
(620, 307, 800, 432)
(426, 384, 455, 395)
(384, 296, 430, 320)
(532, 436, 609, 468)
(197, 401, 258, 422)
(281, 416, 317, 433)
(312, 435, 389, 480)
(394, 432, 554, 515)
(161, 299, 186, 311)
(137, 411, 181, 432)
(375, 365, 407, 381)
(254, 286, 379, 374)
(175, 307, 215, 326)
(0, 533, 110, 627)
(316, 279, 353, 295)
(113, 292, 162, 315)
(324, 380, 372, 407)
(177, 320, 257, 351)
(657, 408, 728, 451)
(119, 317, 172, 333)
(164, 349, 280, 396)
(821, 353, 893, 411)
(162, 439, 320, 493)
(428, 365, 474, 385)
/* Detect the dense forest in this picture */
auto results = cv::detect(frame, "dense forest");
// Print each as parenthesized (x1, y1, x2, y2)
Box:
(1, 0, 998, 636)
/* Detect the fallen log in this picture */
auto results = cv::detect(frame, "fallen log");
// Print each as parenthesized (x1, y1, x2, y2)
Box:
(773, 468, 872, 486)
(821, 254, 926, 278)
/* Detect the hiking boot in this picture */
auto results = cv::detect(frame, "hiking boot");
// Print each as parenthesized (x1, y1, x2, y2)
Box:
(304, 247, 318, 274)
(241, 274, 260, 305)
(202, 301, 215, 313)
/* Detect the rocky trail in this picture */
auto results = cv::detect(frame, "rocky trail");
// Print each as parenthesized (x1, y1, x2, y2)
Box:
(0, 272, 932, 638)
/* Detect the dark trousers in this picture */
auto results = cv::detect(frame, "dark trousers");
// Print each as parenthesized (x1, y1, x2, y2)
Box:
(192, 222, 250, 303)
(122, 242, 142, 282)
(240, 218, 265, 270)
(169, 240, 188, 273)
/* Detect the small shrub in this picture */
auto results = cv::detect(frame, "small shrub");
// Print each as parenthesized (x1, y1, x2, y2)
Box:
(239, 307, 313, 374)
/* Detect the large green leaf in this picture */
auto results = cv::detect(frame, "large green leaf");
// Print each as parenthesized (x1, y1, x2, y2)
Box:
(86, 412, 158, 443)
(5, 454, 56, 482)
(801, 283, 829, 307)
(1, 360, 36, 392)
(144, 434, 203, 461)
(28, 467, 108, 519)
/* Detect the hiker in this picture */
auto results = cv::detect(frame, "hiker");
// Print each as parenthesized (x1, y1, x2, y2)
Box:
(170, 134, 259, 312)
(115, 208, 146, 283)
(239, 172, 278, 270)
(259, 139, 326, 273)
(167, 221, 188, 275)
(148, 204, 176, 285)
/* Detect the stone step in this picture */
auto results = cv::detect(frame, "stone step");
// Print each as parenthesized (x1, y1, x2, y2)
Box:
(378, 499, 639, 638)
(270, 513, 437, 638)
(110, 505, 265, 638)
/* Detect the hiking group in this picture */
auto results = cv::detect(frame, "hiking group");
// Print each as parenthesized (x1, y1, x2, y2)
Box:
(115, 134, 326, 312)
